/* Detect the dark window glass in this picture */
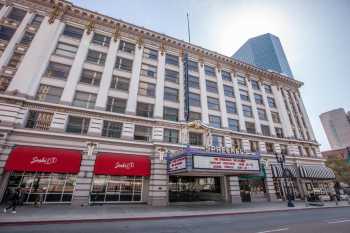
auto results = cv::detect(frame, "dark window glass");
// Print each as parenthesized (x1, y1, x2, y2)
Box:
(165, 54, 179, 66)
(72, 91, 97, 109)
(31, 14, 44, 26)
(54, 42, 78, 58)
(188, 111, 201, 121)
(207, 97, 220, 111)
(106, 97, 127, 113)
(35, 85, 63, 104)
(242, 105, 253, 118)
(92, 33, 111, 47)
(188, 75, 199, 89)
(189, 132, 202, 146)
(143, 47, 158, 60)
(204, 65, 215, 76)
(110, 76, 129, 91)
(0, 26, 15, 41)
(136, 102, 154, 118)
(140, 63, 157, 78)
(86, 50, 106, 65)
(45, 62, 71, 80)
(221, 71, 232, 81)
(237, 76, 247, 86)
(264, 84, 272, 94)
(138, 82, 155, 97)
(266, 143, 274, 153)
(257, 108, 267, 121)
(250, 140, 259, 152)
(226, 101, 237, 114)
(134, 125, 152, 141)
(209, 115, 221, 128)
(254, 94, 264, 105)
(7, 8, 26, 22)
(261, 125, 271, 136)
(275, 127, 284, 138)
(79, 69, 102, 86)
(212, 135, 224, 147)
(115, 57, 133, 71)
(163, 107, 178, 121)
(206, 80, 218, 93)
(271, 111, 281, 123)
(267, 97, 276, 108)
(102, 121, 122, 138)
(251, 80, 260, 90)
(20, 31, 35, 44)
(163, 129, 179, 143)
(165, 69, 179, 83)
(223, 85, 234, 97)
(188, 60, 198, 72)
(246, 122, 256, 134)
(228, 119, 239, 131)
(119, 40, 135, 54)
(164, 87, 179, 102)
(62, 25, 84, 39)
(240, 89, 250, 102)
(66, 116, 90, 135)
(189, 93, 201, 107)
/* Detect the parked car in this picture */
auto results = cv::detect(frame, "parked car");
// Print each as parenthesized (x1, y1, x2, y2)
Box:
(340, 194, 349, 201)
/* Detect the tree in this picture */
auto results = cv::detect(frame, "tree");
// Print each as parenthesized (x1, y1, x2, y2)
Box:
(326, 157, 350, 185)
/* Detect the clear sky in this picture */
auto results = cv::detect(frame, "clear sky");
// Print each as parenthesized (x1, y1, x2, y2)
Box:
(71, 0, 350, 151)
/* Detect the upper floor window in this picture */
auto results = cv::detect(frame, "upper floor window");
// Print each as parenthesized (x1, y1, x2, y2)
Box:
(188, 111, 201, 121)
(7, 8, 26, 22)
(250, 140, 259, 152)
(257, 108, 267, 121)
(25, 110, 53, 131)
(242, 105, 253, 118)
(138, 82, 155, 97)
(31, 14, 44, 26)
(221, 71, 232, 81)
(165, 54, 179, 66)
(280, 144, 288, 155)
(264, 84, 272, 94)
(86, 50, 106, 65)
(237, 76, 247, 86)
(275, 127, 284, 138)
(189, 132, 202, 146)
(35, 84, 63, 104)
(223, 85, 234, 97)
(228, 119, 240, 132)
(7, 52, 22, 69)
(0, 76, 10, 92)
(72, 91, 97, 109)
(106, 97, 127, 114)
(212, 135, 224, 147)
(164, 87, 179, 102)
(119, 40, 135, 54)
(54, 42, 78, 58)
(62, 25, 84, 40)
(189, 92, 201, 107)
(115, 57, 133, 72)
(271, 111, 281, 123)
(207, 97, 220, 111)
(163, 128, 179, 143)
(232, 138, 242, 150)
(204, 65, 215, 76)
(267, 97, 276, 108)
(143, 47, 158, 60)
(240, 89, 250, 102)
(165, 69, 179, 83)
(246, 122, 256, 134)
(79, 69, 101, 86)
(102, 120, 122, 138)
(254, 93, 264, 105)
(0, 26, 15, 41)
(261, 124, 271, 136)
(188, 60, 198, 72)
(209, 115, 221, 128)
(188, 75, 199, 89)
(266, 142, 274, 153)
(20, 31, 35, 45)
(66, 116, 90, 135)
(136, 102, 154, 118)
(163, 107, 178, 121)
(251, 80, 260, 90)
(110, 76, 129, 91)
(226, 101, 237, 114)
(134, 125, 152, 141)
(140, 63, 157, 78)
(92, 33, 111, 47)
(206, 80, 218, 93)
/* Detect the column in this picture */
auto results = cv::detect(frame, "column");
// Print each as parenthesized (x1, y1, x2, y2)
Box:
(87, 118, 103, 137)
(271, 86, 293, 138)
(294, 93, 316, 140)
(49, 112, 68, 133)
(264, 162, 278, 201)
(261, 82, 276, 136)
(0, 12, 33, 69)
(198, 63, 209, 124)
(121, 122, 134, 140)
(148, 151, 168, 206)
(289, 92, 308, 140)
(0, 5, 10, 19)
(280, 88, 300, 139)
(228, 176, 242, 204)
(125, 45, 144, 115)
(259, 141, 267, 154)
(95, 38, 120, 110)
(152, 127, 164, 142)
(7, 17, 65, 97)
(273, 143, 281, 154)
(232, 74, 246, 132)
(60, 31, 93, 104)
(216, 67, 228, 128)
(242, 138, 250, 152)
(178, 55, 185, 121)
(247, 79, 261, 134)
(153, 51, 166, 118)
(224, 136, 232, 148)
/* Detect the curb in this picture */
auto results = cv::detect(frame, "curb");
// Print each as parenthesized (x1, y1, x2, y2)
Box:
(0, 205, 349, 226)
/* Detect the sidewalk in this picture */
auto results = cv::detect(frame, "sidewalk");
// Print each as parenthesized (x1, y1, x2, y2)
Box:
(0, 201, 349, 225)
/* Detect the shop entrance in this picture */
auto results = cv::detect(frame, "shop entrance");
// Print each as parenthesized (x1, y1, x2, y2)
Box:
(169, 176, 222, 202)
(239, 177, 267, 202)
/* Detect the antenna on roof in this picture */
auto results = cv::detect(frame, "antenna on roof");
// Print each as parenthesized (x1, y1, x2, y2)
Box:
(186, 12, 191, 43)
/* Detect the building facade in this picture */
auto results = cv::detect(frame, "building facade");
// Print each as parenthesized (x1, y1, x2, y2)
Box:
(233, 33, 294, 78)
(0, 0, 335, 206)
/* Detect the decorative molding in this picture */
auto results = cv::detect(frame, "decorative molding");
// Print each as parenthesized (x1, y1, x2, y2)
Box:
(112, 24, 120, 42)
(48, 2, 67, 24)
(85, 17, 95, 35)
(137, 33, 144, 49)
(159, 39, 166, 55)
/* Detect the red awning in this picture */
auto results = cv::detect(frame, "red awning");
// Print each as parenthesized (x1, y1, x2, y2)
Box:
(94, 153, 151, 176)
(4, 146, 82, 174)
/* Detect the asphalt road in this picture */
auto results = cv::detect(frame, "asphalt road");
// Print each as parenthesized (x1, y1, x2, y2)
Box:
(1, 207, 350, 233)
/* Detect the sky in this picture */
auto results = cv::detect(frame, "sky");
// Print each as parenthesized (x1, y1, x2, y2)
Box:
(71, 0, 350, 151)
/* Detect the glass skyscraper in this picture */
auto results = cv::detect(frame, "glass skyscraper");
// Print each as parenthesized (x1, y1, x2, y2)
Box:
(232, 33, 294, 78)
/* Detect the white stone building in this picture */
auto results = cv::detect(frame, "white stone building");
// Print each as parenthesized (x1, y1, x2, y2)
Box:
(0, 0, 335, 206)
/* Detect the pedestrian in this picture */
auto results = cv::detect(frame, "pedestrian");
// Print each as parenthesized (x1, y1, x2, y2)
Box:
(3, 187, 22, 214)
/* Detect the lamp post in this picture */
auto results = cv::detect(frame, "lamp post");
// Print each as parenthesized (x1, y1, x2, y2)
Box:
(275, 152, 295, 207)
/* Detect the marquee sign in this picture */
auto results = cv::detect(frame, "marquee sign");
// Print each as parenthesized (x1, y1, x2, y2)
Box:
(169, 157, 186, 171)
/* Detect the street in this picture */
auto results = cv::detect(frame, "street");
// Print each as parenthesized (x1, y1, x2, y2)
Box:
(0, 207, 349, 233)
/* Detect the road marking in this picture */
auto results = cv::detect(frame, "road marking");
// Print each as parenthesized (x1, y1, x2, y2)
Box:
(327, 219, 350, 224)
(256, 228, 289, 233)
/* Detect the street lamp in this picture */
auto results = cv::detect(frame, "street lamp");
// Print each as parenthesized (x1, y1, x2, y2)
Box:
(275, 152, 295, 207)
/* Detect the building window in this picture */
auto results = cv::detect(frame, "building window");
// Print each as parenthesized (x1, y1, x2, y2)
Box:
(204, 65, 215, 76)
(143, 47, 158, 60)
(35, 85, 63, 104)
(25, 110, 53, 131)
(106, 97, 127, 113)
(62, 25, 84, 40)
(163, 107, 178, 121)
(242, 105, 253, 118)
(250, 140, 259, 152)
(66, 116, 90, 135)
(232, 138, 242, 150)
(275, 127, 284, 138)
(92, 33, 111, 47)
(0, 26, 15, 41)
(136, 102, 154, 118)
(134, 125, 152, 141)
(251, 80, 260, 90)
(246, 122, 256, 134)
(267, 97, 276, 108)
(79, 69, 102, 86)
(72, 91, 97, 109)
(165, 54, 179, 66)
(221, 71, 232, 81)
(115, 57, 133, 72)
(110, 76, 129, 91)
(119, 40, 135, 54)
(254, 94, 264, 105)
(206, 80, 218, 93)
(240, 89, 250, 102)
(189, 92, 201, 107)
(20, 31, 34, 45)
(188, 75, 199, 89)
(266, 142, 274, 153)
(165, 69, 179, 83)
(207, 97, 220, 111)
(138, 82, 155, 97)
(257, 108, 268, 121)
(226, 101, 237, 114)
(54, 42, 78, 58)
(228, 119, 240, 132)
(30, 14, 44, 26)
(264, 84, 272, 94)
(7, 52, 22, 68)
(223, 85, 234, 97)
(298, 146, 304, 156)
(189, 132, 202, 146)
(271, 111, 281, 123)
(7, 8, 26, 22)
(102, 120, 122, 138)
(209, 115, 221, 128)
(237, 76, 247, 86)
(86, 50, 106, 65)
(188, 111, 201, 121)
(164, 87, 179, 102)
(212, 135, 224, 147)
(188, 60, 198, 72)
(280, 144, 288, 155)
(0, 76, 10, 92)
(261, 125, 271, 136)
(140, 63, 157, 78)
(163, 128, 179, 143)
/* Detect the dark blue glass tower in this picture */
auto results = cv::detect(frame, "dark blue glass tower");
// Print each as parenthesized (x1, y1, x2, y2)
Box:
(232, 33, 293, 78)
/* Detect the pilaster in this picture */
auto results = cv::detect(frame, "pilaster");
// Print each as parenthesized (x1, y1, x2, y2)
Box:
(154, 50, 166, 118)
(232, 74, 246, 132)
(87, 118, 103, 136)
(49, 112, 68, 132)
(259, 141, 267, 154)
(148, 157, 168, 206)
(216, 67, 228, 128)
(241, 138, 250, 152)
(152, 127, 163, 142)
(121, 122, 134, 140)
(198, 63, 209, 124)
(224, 136, 232, 148)
(294, 93, 316, 140)
(247, 79, 262, 134)
(261, 82, 276, 136)
(264, 163, 278, 201)
(178, 54, 185, 121)
(228, 176, 242, 204)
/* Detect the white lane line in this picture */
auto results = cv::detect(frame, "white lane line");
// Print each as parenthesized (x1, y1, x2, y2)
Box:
(327, 219, 350, 224)
(256, 228, 289, 233)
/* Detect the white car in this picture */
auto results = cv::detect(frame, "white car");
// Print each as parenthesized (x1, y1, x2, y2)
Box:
(319, 195, 331, 201)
